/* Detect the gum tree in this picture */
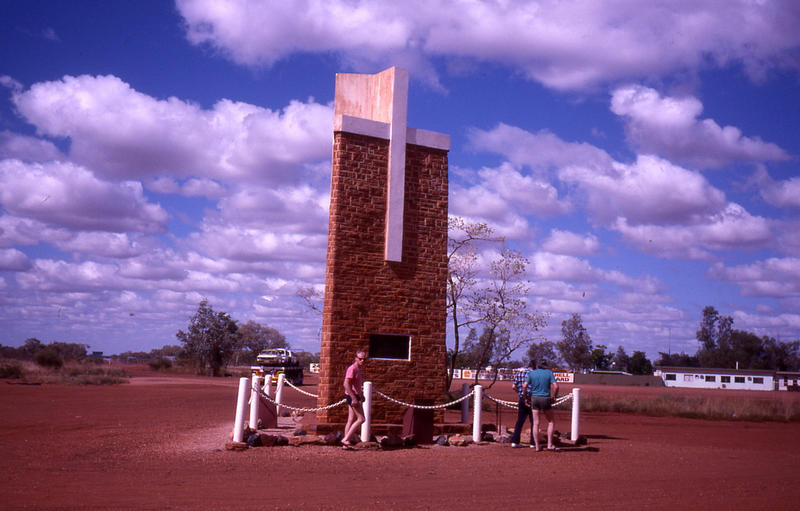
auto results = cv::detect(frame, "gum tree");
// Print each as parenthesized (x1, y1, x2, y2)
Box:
(445, 217, 502, 390)
(466, 247, 549, 387)
(176, 299, 240, 376)
(558, 313, 593, 371)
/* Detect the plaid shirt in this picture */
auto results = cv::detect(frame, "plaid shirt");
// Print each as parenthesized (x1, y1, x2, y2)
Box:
(513, 368, 531, 398)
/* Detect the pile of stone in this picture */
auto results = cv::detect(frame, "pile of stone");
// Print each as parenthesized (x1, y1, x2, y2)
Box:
(224, 425, 564, 451)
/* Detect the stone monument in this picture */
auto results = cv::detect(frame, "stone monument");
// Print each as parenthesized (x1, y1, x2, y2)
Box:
(316, 67, 450, 424)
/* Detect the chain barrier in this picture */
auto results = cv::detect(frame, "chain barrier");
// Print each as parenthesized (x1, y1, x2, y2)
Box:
(484, 393, 519, 408)
(484, 392, 574, 409)
(253, 383, 346, 412)
(553, 393, 573, 407)
(373, 389, 475, 410)
(282, 378, 319, 398)
(251, 380, 572, 415)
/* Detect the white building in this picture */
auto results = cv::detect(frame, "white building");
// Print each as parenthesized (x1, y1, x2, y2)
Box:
(654, 367, 775, 391)
(775, 371, 800, 392)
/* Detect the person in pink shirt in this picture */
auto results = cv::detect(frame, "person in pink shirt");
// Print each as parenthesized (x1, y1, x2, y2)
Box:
(341, 350, 367, 447)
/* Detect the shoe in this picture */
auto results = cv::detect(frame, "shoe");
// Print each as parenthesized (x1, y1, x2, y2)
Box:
(530, 445, 537, 448)
(511, 443, 522, 448)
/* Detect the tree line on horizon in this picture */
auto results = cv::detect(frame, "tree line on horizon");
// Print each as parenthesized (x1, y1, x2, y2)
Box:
(656, 305, 800, 371)
(511, 306, 800, 374)
(0, 299, 315, 377)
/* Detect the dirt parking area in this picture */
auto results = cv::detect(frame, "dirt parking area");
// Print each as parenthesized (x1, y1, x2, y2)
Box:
(2, 372, 799, 510)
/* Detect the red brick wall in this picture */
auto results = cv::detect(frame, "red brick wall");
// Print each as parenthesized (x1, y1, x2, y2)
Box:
(317, 131, 449, 424)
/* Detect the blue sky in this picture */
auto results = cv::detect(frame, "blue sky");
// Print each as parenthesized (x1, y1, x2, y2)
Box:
(1, 0, 799, 360)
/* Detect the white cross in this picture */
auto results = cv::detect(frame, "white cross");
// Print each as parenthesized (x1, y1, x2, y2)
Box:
(334, 67, 409, 262)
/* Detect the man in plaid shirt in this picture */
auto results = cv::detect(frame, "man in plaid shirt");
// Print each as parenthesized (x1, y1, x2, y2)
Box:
(510, 365, 534, 447)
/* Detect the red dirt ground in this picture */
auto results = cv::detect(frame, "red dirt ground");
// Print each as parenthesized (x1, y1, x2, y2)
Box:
(2, 369, 799, 510)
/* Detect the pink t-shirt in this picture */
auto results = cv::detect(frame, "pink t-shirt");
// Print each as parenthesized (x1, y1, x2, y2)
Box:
(345, 363, 362, 395)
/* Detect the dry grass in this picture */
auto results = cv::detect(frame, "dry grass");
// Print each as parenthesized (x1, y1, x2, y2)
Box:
(581, 392, 800, 422)
(0, 359, 129, 385)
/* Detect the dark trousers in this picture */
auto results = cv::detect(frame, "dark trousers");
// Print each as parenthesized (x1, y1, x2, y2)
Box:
(511, 397, 533, 443)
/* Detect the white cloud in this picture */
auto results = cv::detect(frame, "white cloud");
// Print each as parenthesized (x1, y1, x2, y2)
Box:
(177, 0, 800, 91)
(147, 177, 228, 199)
(476, 163, 571, 217)
(0, 160, 168, 233)
(468, 124, 613, 173)
(0, 75, 23, 92)
(559, 154, 726, 225)
(118, 252, 190, 280)
(186, 222, 327, 265)
(217, 184, 330, 232)
(17, 259, 125, 292)
(0, 248, 31, 271)
(529, 252, 599, 282)
(41, 27, 60, 42)
(611, 84, 788, 168)
(775, 218, 800, 256)
(528, 250, 661, 295)
(541, 229, 599, 256)
(602, 271, 661, 294)
(12, 75, 332, 183)
(731, 310, 800, 337)
(470, 124, 770, 261)
(709, 257, 800, 298)
(178, 0, 413, 66)
(53, 232, 155, 259)
(0, 215, 72, 248)
(0, 131, 63, 162)
(754, 167, 800, 209)
(614, 203, 772, 259)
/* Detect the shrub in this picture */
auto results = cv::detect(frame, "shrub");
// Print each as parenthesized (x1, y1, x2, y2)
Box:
(148, 358, 173, 371)
(0, 362, 24, 379)
(579, 393, 800, 422)
(34, 349, 63, 369)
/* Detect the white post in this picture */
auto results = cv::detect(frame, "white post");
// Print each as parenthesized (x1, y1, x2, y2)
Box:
(275, 373, 286, 418)
(233, 377, 249, 443)
(249, 373, 260, 430)
(570, 387, 580, 442)
(263, 372, 271, 398)
(360, 381, 372, 442)
(472, 384, 483, 442)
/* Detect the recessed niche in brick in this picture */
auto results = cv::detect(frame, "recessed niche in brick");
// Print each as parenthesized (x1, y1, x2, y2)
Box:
(369, 334, 411, 360)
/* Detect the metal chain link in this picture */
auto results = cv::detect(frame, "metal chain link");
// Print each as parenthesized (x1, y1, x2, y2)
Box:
(252, 381, 572, 415)
(484, 393, 519, 408)
(484, 392, 574, 409)
(281, 378, 319, 398)
(553, 393, 573, 407)
(253, 384, 346, 412)
(373, 389, 475, 409)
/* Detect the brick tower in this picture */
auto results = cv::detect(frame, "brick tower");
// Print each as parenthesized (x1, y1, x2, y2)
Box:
(317, 67, 450, 424)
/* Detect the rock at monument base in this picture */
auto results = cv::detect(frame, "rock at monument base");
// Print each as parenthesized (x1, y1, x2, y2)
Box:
(258, 434, 281, 447)
(288, 435, 325, 446)
(224, 441, 249, 451)
(378, 434, 405, 449)
(246, 433, 262, 447)
(323, 432, 342, 445)
(447, 434, 473, 447)
(402, 434, 417, 448)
